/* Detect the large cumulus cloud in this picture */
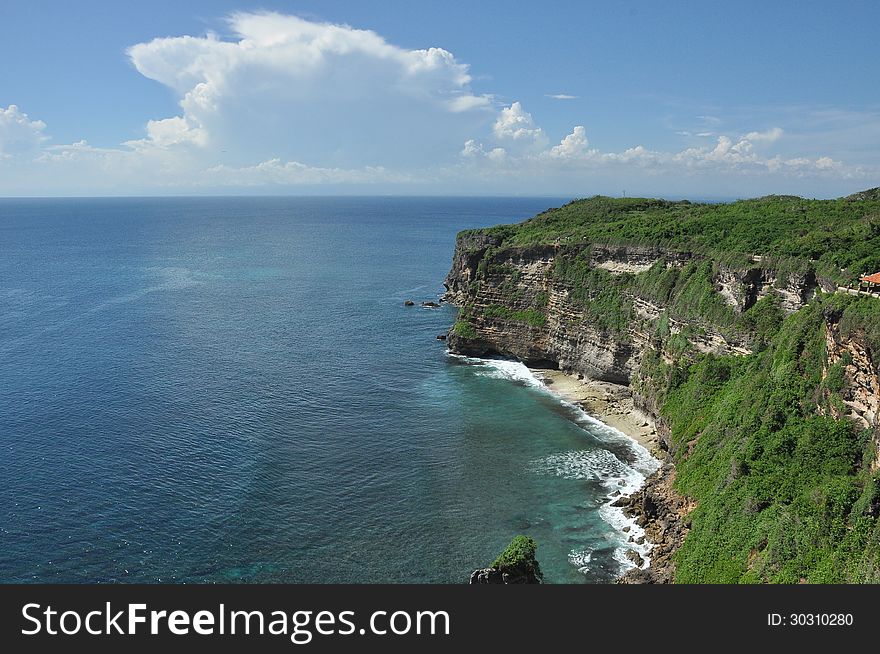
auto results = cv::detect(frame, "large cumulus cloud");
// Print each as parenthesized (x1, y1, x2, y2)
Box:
(126, 12, 492, 167)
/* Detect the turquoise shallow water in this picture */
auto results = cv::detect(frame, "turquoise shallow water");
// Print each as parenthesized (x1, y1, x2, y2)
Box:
(0, 196, 656, 584)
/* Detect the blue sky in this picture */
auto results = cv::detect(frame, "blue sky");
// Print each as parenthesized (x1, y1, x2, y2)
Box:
(1, 0, 878, 197)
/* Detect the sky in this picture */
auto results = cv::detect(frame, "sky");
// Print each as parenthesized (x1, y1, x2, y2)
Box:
(0, 0, 878, 198)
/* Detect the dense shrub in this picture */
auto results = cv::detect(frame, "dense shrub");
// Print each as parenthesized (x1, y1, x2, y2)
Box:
(452, 321, 478, 339)
(491, 535, 543, 581)
(661, 296, 880, 583)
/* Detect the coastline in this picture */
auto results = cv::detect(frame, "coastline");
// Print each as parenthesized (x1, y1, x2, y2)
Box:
(530, 368, 665, 576)
(532, 369, 661, 455)
(531, 367, 689, 583)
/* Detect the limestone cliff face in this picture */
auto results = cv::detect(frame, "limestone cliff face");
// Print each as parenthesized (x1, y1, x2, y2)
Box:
(445, 241, 769, 386)
(443, 232, 506, 305)
(714, 263, 835, 315)
(444, 239, 835, 384)
(823, 308, 880, 469)
(590, 244, 691, 275)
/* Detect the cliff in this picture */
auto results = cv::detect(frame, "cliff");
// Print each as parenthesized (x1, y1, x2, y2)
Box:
(445, 238, 822, 383)
(445, 192, 880, 583)
(822, 305, 880, 469)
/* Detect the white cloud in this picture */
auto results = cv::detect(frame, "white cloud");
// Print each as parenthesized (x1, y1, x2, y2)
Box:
(549, 126, 589, 158)
(38, 140, 109, 163)
(20, 137, 408, 193)
(201, 158, 412, 186)
(0, 105, 49, 156)
(448, 95, 492, 112)
(460, 118, 865, 185)
(546, 94, 577, 100)
(487, 147, 507, 162)
(742, 127, 783, 143)
(461, 139, 484, 157)
(492, 102, 548, 147)
(126, 12, 491, 165)
(676, 130, 715, 137)
(125, 116, 207, 150)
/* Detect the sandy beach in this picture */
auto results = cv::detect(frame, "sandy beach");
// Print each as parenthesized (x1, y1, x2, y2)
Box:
(532, 369, 660, 454)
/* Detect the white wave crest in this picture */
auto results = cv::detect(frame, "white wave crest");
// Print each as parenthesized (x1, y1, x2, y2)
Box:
(568, 406, 660, 477)
(528, 449, 642, 493)
(568, 548, 593, 573)
(448, 355, 545, 388)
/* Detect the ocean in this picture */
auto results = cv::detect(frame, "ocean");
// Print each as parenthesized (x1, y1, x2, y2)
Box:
(0, 196, 657, 584)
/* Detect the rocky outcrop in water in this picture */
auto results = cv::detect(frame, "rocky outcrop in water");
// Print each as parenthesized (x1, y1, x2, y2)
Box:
(469, 566, 540, 584)
(470, 535, 543, 584)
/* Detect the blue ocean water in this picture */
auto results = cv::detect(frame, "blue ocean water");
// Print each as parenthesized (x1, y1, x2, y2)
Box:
(0, 197, 656, 584)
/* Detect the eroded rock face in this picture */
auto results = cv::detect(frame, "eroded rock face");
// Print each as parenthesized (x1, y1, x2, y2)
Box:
(469, 568, 504, 584)
(590, 244, 691, 275)
(823, 309, 880, 469)
(443, 238, 834, 384)
(442, 232, 506, 305)
(715, 265, 824, 314)
(443, 242, 760, 383)
(617, 464, 694, 584)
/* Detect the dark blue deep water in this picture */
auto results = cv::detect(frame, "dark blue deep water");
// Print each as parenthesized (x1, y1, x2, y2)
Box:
(0, 197, 656, 584)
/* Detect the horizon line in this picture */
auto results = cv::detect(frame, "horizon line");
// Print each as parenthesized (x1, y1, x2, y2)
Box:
(0, 192, 766, 203)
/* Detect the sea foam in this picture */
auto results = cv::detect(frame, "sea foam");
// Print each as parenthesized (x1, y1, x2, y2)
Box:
(452, 354, 660, 574)
(451, 355, 546, 389)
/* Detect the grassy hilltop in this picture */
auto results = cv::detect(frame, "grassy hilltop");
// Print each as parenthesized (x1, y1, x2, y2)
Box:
(466, 189, 880, 285)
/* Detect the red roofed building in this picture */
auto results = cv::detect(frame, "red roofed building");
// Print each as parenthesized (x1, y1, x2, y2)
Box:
(860, 272, 880, 291)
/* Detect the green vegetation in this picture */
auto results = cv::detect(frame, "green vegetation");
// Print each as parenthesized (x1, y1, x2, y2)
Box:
(534, 291, 549, 307)
(552, 251, 635, 333)
(491, 535, 543, 582)
(734, 295, 785, 346)
(483, 304, 547, 327)
(838, 296, 880, 355)
(463, 191, 880, 284)
(654, 294, 880, 582)
(452, 320, 478, 340)
(642, 260, 737, 326)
